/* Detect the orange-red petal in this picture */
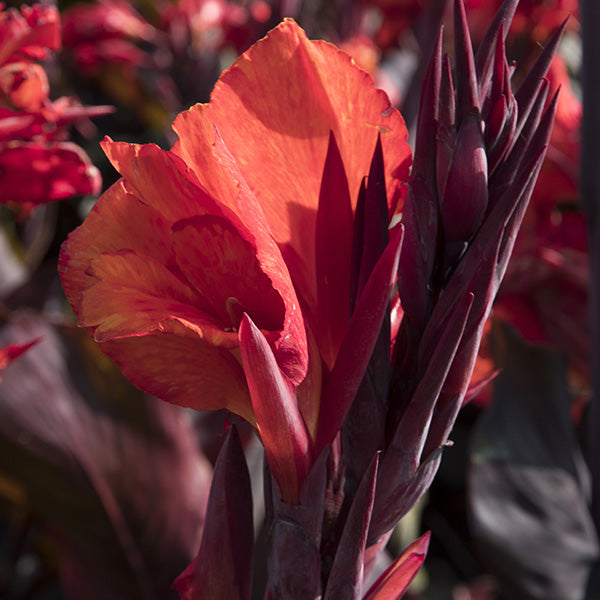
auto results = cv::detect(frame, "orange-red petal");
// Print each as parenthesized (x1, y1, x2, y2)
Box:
(101, 139, 223, 224)
(172, 215, 285, 333)
(79, 250, 236, 347)
(99, 139, 307, 383)
(204, 131, 309, 383)
(171, 19, 411, 307)
(362, 532, 430, 600)
(59, 181, 175, 306)
(100, 333, 254, 424)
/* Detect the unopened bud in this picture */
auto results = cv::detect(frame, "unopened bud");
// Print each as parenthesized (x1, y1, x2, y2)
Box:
(440, 113, 488, 243)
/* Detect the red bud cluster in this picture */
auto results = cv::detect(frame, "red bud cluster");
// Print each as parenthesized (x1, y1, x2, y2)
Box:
(0, 4, 113, 216)
(245, 0, 562, 591)
(383, 0, 560, 541)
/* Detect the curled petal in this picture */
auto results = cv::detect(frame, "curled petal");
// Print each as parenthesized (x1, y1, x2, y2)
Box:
(101, 139, 222, 224)
(172, 215, 286, 334)
(59, 182, 176, 305)
(209, 128, 308, 384)
(363, 533, 430, 600)
(79, 250, 227, 344)
(239, 314, 313, 504)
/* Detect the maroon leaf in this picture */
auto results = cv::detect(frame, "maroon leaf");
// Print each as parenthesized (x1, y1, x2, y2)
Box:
(475, 0, 519, 98)
(369, 293, 472, 543)
(316, 131, 353, 369)
(356, 135, 389, 297)
(264, 452, 328, 600)
(175, 426, 253, 600)
(453, 0, 480, 124)
(324, 454, 379, 600)
(513, 19, 567, 140)
(265, 517, 322, 600)
(411, 28, 442, 183)
(239, 313, 313, 505)
(317, 224, 403, 454)
(0, 312, 210, 600)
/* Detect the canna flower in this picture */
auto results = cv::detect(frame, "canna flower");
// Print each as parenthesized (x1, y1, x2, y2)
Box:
(59, 3, 558, 597)
(59, 19, 411, 501)
(161, 0, 273, 56)
(0, 4, 110, 215)
(61, 0, 159, 73)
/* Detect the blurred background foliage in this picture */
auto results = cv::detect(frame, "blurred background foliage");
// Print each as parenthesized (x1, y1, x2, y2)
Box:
(0, 1, 588, 598)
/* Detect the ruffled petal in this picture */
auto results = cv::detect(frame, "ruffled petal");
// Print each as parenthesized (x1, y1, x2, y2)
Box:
(59, 181, 176, 307)
(205, 131, 309, 383)
(79, 250, 237, 347)
(101, 138, 223, 224)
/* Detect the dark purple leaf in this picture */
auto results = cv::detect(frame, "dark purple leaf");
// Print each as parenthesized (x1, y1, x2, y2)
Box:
(0, 312, 210, 600)
(265, 517, 322, 600)
(356, 135, 389, 297)
(369, 293, 472, 544)
(468, 325, 598, 600)
(264, 448, 328, 598)
(175, 426, 253, 600)
(324, 454, 378, 600)
(513, 19, 566, 138)
(453, 0, 480, 124)
(411, 28, 442, 183)
(475, 0, 519, 98)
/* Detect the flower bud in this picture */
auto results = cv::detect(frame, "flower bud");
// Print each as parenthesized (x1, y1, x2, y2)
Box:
(440, 112, 488, 243)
